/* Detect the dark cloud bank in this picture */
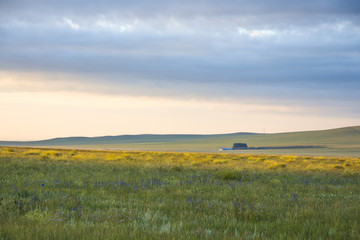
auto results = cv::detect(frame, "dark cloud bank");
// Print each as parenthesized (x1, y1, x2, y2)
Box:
(1, 0, 360, 117)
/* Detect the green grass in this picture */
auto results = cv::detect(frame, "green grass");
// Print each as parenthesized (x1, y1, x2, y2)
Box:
(1, 126, 359, 156)
(1, 147, 360, 239)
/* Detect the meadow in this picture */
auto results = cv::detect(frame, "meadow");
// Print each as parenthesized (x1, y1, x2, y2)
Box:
(2, 126, 360, 157)
(1, 147, 360, 239)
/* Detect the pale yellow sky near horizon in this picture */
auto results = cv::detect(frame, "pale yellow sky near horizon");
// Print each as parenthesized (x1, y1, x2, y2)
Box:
(1, 90, 358, 141)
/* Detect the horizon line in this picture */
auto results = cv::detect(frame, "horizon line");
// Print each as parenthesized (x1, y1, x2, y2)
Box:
(1, 125, 358, 142)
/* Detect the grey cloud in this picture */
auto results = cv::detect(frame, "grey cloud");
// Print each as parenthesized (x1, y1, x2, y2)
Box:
(2, 0, 360, 16)
(1, 0, 360, 118)
(1, 0, 360, 30)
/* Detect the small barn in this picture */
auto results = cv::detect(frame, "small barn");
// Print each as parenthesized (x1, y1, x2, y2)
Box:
(232, 143, 248, 149)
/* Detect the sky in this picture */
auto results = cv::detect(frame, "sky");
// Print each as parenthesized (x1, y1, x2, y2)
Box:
(1, 0, 360, 140)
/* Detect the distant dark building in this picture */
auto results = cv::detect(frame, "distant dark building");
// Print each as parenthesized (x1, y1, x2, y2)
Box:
(232, 143, 248, 149)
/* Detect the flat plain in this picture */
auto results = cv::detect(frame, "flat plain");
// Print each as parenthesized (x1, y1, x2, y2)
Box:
(1, 146, 360, 239)
(1, 126, 359, 157)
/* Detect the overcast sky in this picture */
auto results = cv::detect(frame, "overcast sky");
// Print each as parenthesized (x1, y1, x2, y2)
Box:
(1, 0, 359, 140)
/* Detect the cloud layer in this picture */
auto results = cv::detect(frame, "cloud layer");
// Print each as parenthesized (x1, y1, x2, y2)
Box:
(1, 0, 360, 138)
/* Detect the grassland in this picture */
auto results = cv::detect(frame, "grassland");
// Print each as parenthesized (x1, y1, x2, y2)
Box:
(1, 146, 360, 239)
(1, 126, 359, 157)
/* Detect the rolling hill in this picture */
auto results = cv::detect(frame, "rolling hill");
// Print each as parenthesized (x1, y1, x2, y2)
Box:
(1, 126, 359, 156)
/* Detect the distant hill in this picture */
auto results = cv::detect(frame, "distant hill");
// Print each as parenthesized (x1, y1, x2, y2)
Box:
(1, 126, 359, 156)
(0, 132, 257, 147)
(237, 126, 360, 147)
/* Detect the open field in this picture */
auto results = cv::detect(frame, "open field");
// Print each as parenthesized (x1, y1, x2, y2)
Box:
(1, 126, 359, 157)
(1, 147, 360, 239)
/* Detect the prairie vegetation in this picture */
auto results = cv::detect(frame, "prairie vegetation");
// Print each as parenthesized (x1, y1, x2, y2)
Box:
(1, 147, 360, 239)
(1, 126, 360, 157)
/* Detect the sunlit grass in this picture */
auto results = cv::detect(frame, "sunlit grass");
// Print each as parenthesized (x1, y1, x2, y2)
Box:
(3, 147, 359, 172)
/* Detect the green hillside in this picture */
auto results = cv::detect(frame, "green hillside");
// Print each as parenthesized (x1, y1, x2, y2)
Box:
(233, 126, 360, 148)
(0, 132, 256, 147)
(1, 126, 359, 156)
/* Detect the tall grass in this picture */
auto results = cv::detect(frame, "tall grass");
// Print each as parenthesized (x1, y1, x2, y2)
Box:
(1, 147, 360, 239)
